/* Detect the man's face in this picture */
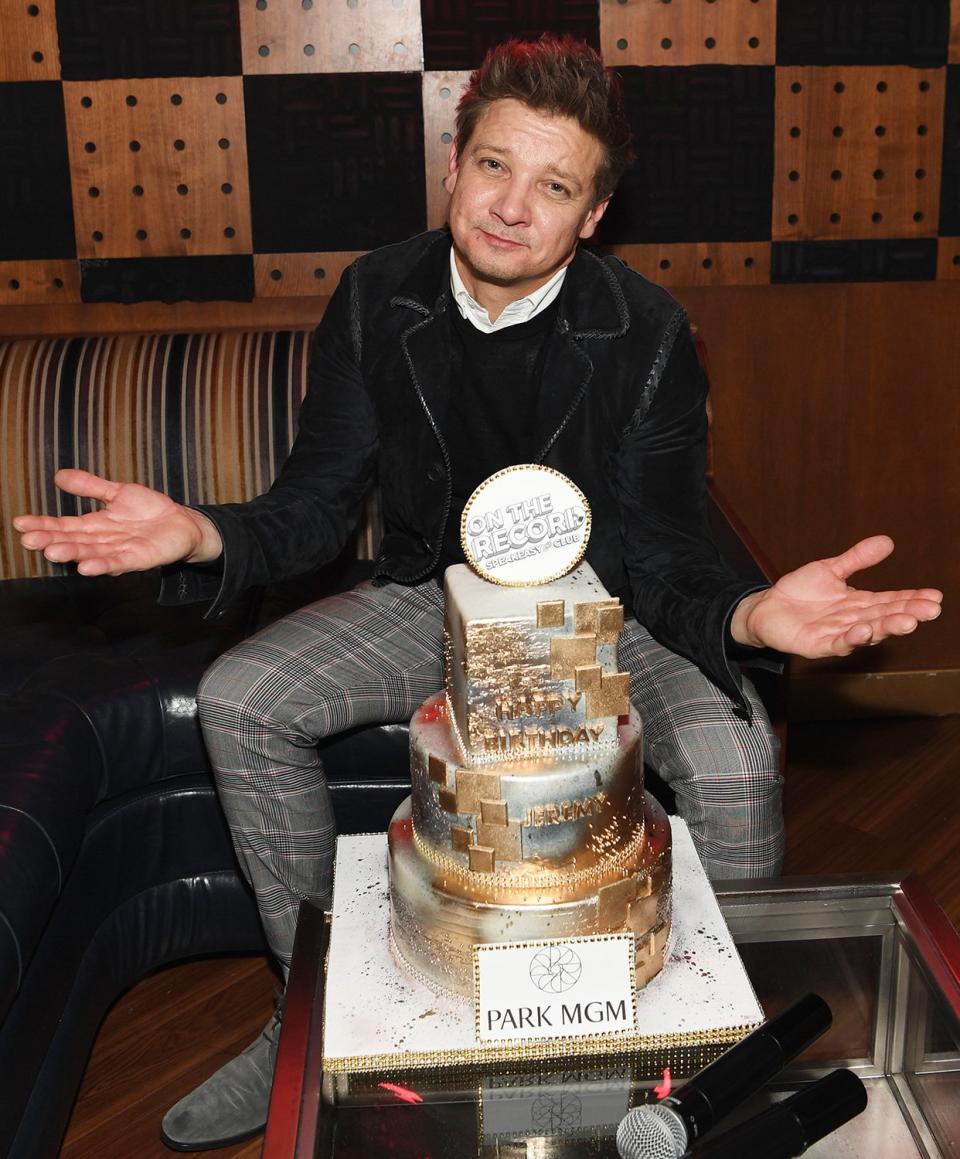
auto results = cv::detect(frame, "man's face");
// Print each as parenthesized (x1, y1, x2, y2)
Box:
(446, 99, 610, 306)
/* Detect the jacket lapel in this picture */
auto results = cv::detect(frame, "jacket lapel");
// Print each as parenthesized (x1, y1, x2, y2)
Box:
(400, 309, 453, 440)
(533, 247, 631, 460)
(387, 235, 632, 463)
(391, 233, 454, 447)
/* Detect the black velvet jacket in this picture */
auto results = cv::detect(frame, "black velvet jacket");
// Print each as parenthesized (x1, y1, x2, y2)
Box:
(170, 230, 764, 708)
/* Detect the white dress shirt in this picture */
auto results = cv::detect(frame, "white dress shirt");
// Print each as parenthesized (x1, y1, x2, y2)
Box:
(449, 249, 567, 333)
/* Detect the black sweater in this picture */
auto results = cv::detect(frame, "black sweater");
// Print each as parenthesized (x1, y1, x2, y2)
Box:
(440, 297, 560, 571)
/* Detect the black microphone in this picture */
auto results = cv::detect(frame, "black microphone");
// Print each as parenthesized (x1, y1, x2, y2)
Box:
(687, 1068, 868, 1156)
(615, 994, 832, 1159)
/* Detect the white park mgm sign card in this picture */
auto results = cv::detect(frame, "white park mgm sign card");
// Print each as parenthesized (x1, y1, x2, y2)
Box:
(474, 934, 637, 1044)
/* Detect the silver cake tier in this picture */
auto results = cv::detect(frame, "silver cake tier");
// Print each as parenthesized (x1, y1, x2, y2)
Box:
(388, 791, 672, 997)
(410, 693, 645, 886)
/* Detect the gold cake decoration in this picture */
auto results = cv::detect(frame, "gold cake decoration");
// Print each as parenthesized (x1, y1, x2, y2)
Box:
(451, 825, 473, 852)
(628, 889, 658, 931)
(476, 817, 523, 860)
(479, 799, 508, 826)
(454, 769, 502, 814)
(596, 876, 641, 927)
(536, 599, 566, 628)
(586, 671, 631, 718)
(597, 604, 626, 642)
(574, 598, 624, 642)
(468, 845, 496, 873)
(413, 823, 659, 893)
(428, 754, 448, 784)
(550, 633, 600, 680)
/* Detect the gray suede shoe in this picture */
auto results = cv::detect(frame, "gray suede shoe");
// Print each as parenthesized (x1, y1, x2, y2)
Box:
(159, 1004, 283, 1152)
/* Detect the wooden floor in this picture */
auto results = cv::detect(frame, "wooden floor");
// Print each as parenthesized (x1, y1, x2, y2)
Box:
(60, 714, 960, 1159)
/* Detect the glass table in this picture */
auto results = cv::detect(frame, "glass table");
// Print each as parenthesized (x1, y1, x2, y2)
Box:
(264, 873, 960, 1158)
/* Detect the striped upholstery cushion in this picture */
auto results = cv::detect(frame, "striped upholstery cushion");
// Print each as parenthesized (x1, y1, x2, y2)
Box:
(0, 330, 379, 580)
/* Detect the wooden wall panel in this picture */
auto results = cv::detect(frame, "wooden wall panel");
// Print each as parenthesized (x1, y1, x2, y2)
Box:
(253, 252, 365, 297)
(62, 78, 252, 259)
(937, 236, 960, 278)
(0, 297, 327, 338)
(0, 258, 80, 305)
(679, 281, 960, 674)
(774, 67, 944, 241)
(6, 1, 960, 307)
(604, 242, 770, 286)
(599, 0, 775, 67)
(423, 70, 469, 231)
(239, 0, 423, 74)
(0, 0, 62, 81)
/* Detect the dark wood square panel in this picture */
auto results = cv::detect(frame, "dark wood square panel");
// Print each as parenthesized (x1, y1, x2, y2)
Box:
(776, 0, 949, 67)
(598, 65, 775, 244)
(0, 81, 76, 261)
(56, 0, 242, 80)
(244, 72, 426, 253)
(421, 0, 599, 70)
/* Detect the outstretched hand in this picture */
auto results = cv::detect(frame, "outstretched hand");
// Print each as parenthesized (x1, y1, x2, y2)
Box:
(731, 535, 943, 658)
(12, 468, 222, 576)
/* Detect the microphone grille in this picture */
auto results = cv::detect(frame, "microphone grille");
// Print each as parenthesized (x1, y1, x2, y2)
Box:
(616, 1104, 687, 1159)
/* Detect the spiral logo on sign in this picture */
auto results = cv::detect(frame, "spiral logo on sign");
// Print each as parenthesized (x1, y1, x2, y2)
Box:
(529, 945, 582, 993)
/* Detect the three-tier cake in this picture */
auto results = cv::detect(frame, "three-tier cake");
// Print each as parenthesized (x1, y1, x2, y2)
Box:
(387, 562, 672, 998)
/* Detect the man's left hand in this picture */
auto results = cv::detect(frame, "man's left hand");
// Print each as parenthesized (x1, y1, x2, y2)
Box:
(730, 535, 943, 658)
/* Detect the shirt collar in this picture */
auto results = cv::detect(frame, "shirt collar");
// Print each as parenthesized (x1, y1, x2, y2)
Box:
(449, 249, 567, 334)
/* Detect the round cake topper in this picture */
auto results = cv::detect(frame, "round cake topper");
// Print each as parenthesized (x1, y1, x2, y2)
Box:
(460, 464, 591, 586)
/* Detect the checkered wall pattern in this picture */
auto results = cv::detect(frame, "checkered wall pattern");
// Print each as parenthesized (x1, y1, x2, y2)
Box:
(3, 0, 960, 307)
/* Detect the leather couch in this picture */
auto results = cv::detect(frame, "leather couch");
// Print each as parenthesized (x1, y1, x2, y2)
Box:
(0, 328, 773, 1158)
(0, 558, 421, 1158)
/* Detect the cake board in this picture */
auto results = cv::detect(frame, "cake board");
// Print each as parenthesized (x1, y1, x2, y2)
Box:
(322, 818, 763, 1080)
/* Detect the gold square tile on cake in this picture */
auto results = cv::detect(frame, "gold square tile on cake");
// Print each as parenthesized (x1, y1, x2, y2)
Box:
(455, 770, 502, 816)
(536, 600, 566, 629)
(551, 634, 599, 680)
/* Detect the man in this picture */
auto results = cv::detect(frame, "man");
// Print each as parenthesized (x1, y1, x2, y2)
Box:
(14, 35, 941, 1152)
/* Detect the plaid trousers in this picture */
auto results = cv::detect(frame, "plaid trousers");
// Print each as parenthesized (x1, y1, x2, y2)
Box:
(198, 579, 782, 972)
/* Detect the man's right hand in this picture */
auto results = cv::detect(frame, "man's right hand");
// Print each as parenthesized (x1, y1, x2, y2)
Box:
(12, 468, 224, 576)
